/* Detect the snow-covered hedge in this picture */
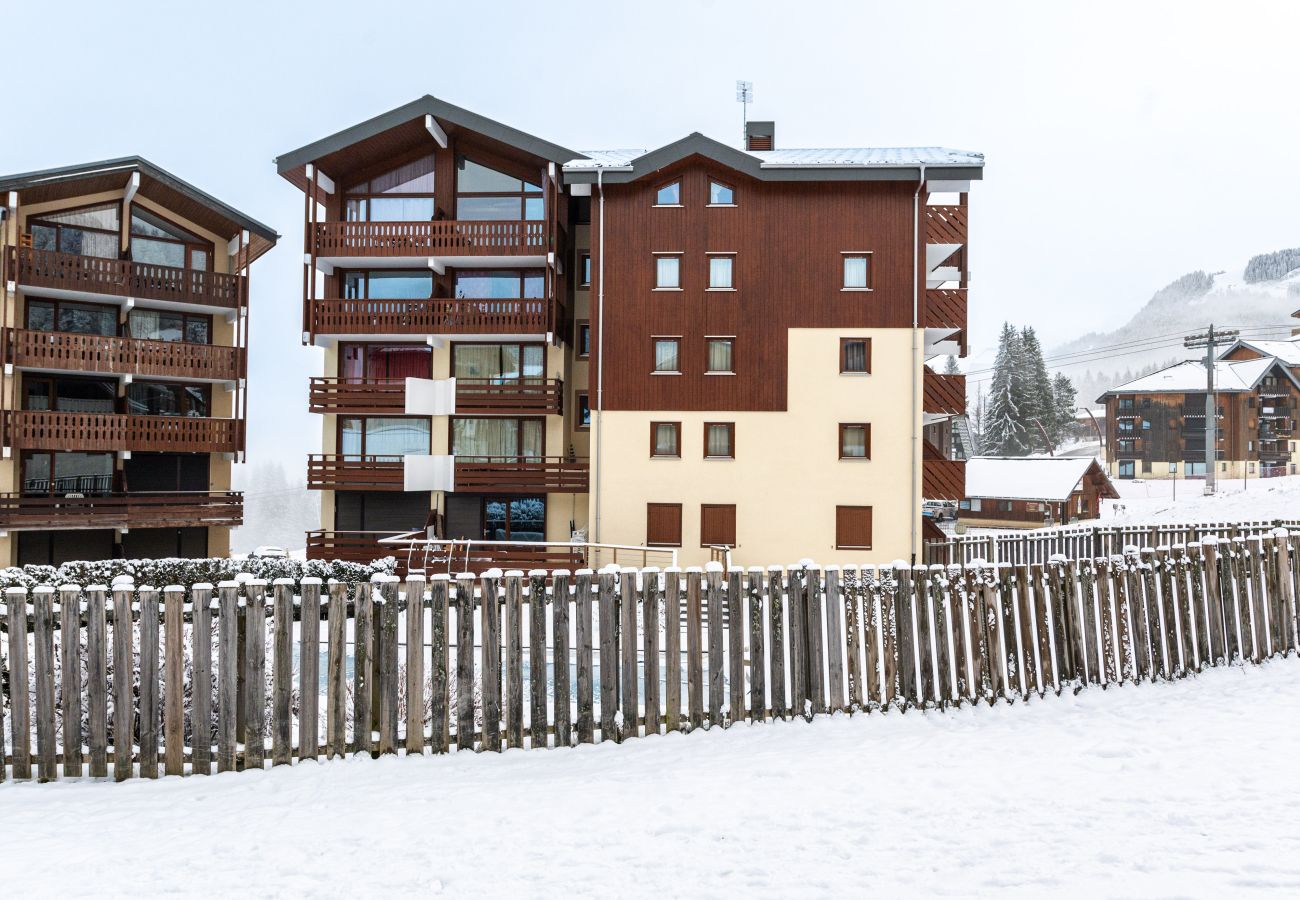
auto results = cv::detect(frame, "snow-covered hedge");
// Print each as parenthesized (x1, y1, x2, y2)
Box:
(0, 555, 398, 592)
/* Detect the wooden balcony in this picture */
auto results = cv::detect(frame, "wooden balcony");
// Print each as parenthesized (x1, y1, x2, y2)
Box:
(925, 204, 968, 245)
(923, 368, 966, 416)
(305, 531, 406, 568)
(0, 491, 242, 530)
(304, 531, 588, 575)
(4, 328, 242, 381)
(6, 246, 244, 309)
(312, 221, 546, 258)
(308, 377, 564, 415)
(308, 298, 552, 337)
(454, 457, 588, 493)
(306, 454, 405, 490)
(922, 439, 965, 501)
(924, 288, 968, 354)
(1, 411, 242, 453)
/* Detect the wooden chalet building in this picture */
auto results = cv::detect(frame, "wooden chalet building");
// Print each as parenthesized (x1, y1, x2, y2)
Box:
(277, 97, 981, 569)
(0, 158, 276, 565)
(1099, 338, 1300, 481)
(957, 456, 1118, 529)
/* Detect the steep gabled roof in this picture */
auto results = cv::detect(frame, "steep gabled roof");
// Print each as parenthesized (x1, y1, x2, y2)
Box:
(965, 456, 1118, 503)
(1217, 337, 1300, 366)
(1097, 356, 1300, 401)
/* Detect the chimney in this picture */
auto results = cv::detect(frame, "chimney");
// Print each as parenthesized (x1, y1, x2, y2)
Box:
(745, 120, 774, 151)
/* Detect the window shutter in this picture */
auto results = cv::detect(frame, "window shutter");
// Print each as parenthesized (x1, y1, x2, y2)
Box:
(700, 504, 737, 547)
(835, 505, 872, 550)
(647, 503, 682, 547)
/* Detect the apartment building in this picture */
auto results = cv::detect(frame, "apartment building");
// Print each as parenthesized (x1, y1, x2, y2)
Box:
(277, 96, 980, 570)
(0, 159, 276, 565)
(1099, 337, 1300, 480)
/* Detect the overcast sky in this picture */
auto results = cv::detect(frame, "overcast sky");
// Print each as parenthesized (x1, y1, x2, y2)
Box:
(3, 0, 1296, 471)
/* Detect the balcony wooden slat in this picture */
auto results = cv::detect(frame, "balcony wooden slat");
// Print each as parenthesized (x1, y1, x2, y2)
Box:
(454, 457, 588, 494)
(307, 377, 564, 415)
(1, 411, 242, 453)
(0, 492, 242, 530)
(6, 328, 242, 381)
(925, 204, 968, 246)
(7, 246, 243, 309)
(306, 454, 406, 490)
(304, 531, 587, 576)
(313, 220, 546, 258)
(923, 368, 966, 416)
(309, 298, 551, 337)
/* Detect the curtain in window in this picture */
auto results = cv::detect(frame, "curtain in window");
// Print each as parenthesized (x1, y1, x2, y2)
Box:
(707, 340, 732, 373)
(843, 341, 867, 372)
(844, 256, 868, 288)
(363, 418, 430, 458)
(707, 425, 731, 457)
(656, 257, 679, 288)
(451, 418, 542, 460)
(655, 341, 679, 372)
(842, 427, 867, 457)
(654, 424, 678, 456)
(708, 258, 732, 289)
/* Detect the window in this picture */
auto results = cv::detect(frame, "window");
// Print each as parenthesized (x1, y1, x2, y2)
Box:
(839, 424, 871, 459)
(653, 338, 681, 373)
(969, 498, 982, 512)
(451, 343, 544, 380)
(450, 417, 543, 460)
(23, 376, 115, 413)
(21, 451, 114, 496)
(576, 392, 591, 429)
(1249, 462, 1256, 473)
(707, 255, 734, 289)
(481, 496, 547, 542)
(26, 299, 117, 337)
(704, 422, 735, 459)
(999, 500, 1014, 512)
(700, 504, 737, 548)
(341, 416, 433, 459)
(1118, 397, 1134, 411)
(706, 338, 734, 374)
(842, 254, 872, 290)
(344, 270, 434, 300)
(655, 255, 681, 289)
(456, 157, 543, 221)
(650, 422, 681, 458)
(1169, 462, 1178, 474)
(839, 338, 871, 374)
(130, 208, 211, 271)
(835, 506, 873, 550)
(128, 309, 211, 344)
(341, 344, 432, 381)
(454, 269, 544, 299)
(344, 154, 437, 222)
(576, 321, 591, 359)
(655, 182, 681, 205)
(647, 503, 683, 547)
(29, 203, 120, 260)
(708, 182, 735, 205)
(579, 253, 592, 287)
(128, 381, 210, 417)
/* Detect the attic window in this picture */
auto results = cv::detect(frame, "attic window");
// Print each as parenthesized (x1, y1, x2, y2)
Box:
(655, 182, 681, 206)
(709, 182, 735, 205)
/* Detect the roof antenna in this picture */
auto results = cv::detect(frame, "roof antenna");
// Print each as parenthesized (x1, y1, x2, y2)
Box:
(735, 80, 753, 148)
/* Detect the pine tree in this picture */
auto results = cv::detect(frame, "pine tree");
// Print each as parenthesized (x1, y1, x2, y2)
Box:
(984, 323, 1030, 456)
(1019, 327, 1055, 451)
(943, 355, 960, 376)
(1051, 373, 1077, 445)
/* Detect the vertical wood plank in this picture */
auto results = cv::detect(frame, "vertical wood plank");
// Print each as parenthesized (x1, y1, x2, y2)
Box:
(529, 571, 549, 748)
(767, 567, 787, 718)
(326, 581, 347, 759)
(479, 573, 501, 752)
(894, 565, 916, 706)
(111, 585, 135, 781)
(727, 568, 745, 724)
(748, 568, 767, 721)
(932, 567, 955, 705)
(353, 582, 372, 757)
(216, 582, 238, 773)
(552, 571, 572, 747)
(138, 586, 160, 779)
(32, 587, 56, 782)
(1248, 539, 1268, 661)
(1154, 549, 1176, 677)
(598, 570, 618, 741)
(806, 569, 827, 714)
(1078, 560, 1101, 685)
(706, 568, 725, 727)
(86, 585, 108, 778)
(619, 569, 639, 739)
(643, 569, 661, 735)
(299, 577, 322, 762)
(1014, 566, 1039, 695)
(505, 572, 525, 749)
(377, 577, 400, 755)
(881, 570, 900, 707)
(1093, 561, 1117, 685)
(455, 575, 476, 751)
(7, 588, 32, 780)
(428, 576, 450, 754)
(271, 579, 294, 766)
(842, 567, 862, 711)
(980, 577, 1004, 701)
(243, 581, 267, 771)
(1199, 541, 1223, 665)
(996, 566, 1019, 698)
(1033, 564, 1055, 693)
(912, 567, 935, 705)
(191, 584, 213, 775)
(163, 585, 186, 776)
(663, 569, 683, 732)
(788, 568, 808, 715)
(862, 568, 882, 708)
(1139, 550, 1161, 679)
(686, 568, 704, 730)
(59, 584, 83, 778)
(404, 575, 426, 756)
(824, 568, 845, 712)
(575, 570, 595, 743)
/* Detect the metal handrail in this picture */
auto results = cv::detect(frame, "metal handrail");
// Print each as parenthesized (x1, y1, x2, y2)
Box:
(376, 533, 680, 576)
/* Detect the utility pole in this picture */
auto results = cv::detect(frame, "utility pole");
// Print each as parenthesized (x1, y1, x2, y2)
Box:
(1184, 324, 1238, 495)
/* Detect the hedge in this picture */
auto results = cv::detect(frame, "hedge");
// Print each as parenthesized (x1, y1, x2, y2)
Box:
(0, 555, 398, 593)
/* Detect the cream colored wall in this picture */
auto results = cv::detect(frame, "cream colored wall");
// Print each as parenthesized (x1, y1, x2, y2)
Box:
(590, 328, 923, 567)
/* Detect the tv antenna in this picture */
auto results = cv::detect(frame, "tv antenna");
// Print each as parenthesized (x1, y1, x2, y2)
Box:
(736, 80, 753, 145)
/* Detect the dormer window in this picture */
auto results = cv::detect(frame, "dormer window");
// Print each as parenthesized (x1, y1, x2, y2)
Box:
(709, 182, 735, 205)
(655, 182, 681, 205)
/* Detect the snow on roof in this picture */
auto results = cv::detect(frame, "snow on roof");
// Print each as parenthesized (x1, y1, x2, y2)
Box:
(1106, 357, 1278, 395)
(965, 456, 1105, 502)
(564, 149, 645, 169)
(1221, 338, 1300, 366)
(563, 145, 983, 171)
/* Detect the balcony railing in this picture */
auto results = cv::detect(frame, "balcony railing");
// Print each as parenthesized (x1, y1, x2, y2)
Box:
(923, 288, 967, 333)
(922, 438, 965, 501)
(305, 531, 406, 568)
(454, 456, 588, 493)
(922, 368, 966, 416)
(309, 298, 551, 337)
(0, 491, 242, 530)
(312, 221, 547, 258)
(4, 328, 242, 381)
(1, 411, 242, 453)
(925, 204, 968, 246)
(6, 246, 244, 309)
(306, 454, 406, 490)
(308, 376, 564, 415)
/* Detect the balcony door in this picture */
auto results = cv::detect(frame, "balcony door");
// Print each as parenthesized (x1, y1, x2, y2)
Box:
(21, 451, 115, 496)
(445, 493, 546, 543)
(129, 208, 212, 271)
(339, 417, 431, 460)
(450, 417, 543, 461)
(29, 203, 121, 259)
(340, 344, 432, 382)
(22, 375, 116, 413)
(452, 343, 544, 383)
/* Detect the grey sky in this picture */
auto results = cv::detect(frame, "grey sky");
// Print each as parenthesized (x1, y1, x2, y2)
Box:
(3, 0, 1295, 471)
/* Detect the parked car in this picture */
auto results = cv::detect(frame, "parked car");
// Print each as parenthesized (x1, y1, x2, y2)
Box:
(251, 545, 289, 559)
(923, 501, 957, 521)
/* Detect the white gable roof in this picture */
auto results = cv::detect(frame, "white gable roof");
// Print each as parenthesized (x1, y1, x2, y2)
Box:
(965, 456, 1100, 502)
(1220, 338, 1300, 366)
(1110, 357, 1277, 394)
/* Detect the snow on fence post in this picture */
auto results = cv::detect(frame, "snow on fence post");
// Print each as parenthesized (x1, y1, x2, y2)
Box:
(216, 581, 239, 773)
(574, 569, 595, 744)
(642, 568, 662, 738)
(191, 583, 214, 776)
(60, 583, 84, 779)
(529, 570, 549, 749)
(243, 579, 267, 771)
(404, 573, 427, 757)
(86, 584, 109, 778)
(163, 585, 186, 776)
(478, 570, 501, 753)
(300, 577, 323, 762)
(428, 576, 450, 755)
(6, 587, 31, 780)
(504, 571, 525, 750)
(619, 567, 638, 741)
(376, 576, 400, 756)
(551, 570, 572, 747)
(685, 568, 704, 731)
(271, 579, 294, 767)
(32, 586, 56, 782)
(138, 585, 160, 779)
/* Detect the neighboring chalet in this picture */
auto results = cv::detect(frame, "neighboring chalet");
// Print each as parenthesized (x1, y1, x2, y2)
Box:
(1099, 337, 1300, 480)
(277, 96, 982, 570)
(958, 456, 1118, 529)
(0, 158, 277, 565)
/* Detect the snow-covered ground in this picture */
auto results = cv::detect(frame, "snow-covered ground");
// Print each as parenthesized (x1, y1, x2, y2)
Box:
(1104, 473, 1300, 525)
(6, 662, 1300, 896)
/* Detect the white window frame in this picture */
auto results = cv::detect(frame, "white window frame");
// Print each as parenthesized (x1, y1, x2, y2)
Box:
(841, 251, 873, 291)
(706, 252, 736, 291)
(653, 253, 683, 291)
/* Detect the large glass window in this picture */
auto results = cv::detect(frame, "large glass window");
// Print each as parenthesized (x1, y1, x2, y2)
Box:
(339, 417, 431, 459)
(21, 451, 114, 495)
(127, 382, 210, 417)
(130, 208, 211, 271)
(706, 338, 734, 373)
(455, 157, 543, 221)
(26, 299, 117, 337)
(708, 256, 734, 289)
(344, 154, 437, 222)
(454, 269, 544, 299)
(655, 256, 681, 289)
(843, 254, 871, 289)
(340, 344, 432, 381)
(23, 376, 115, 413)
(451, 417, 544, 460)
(343, 270, 434, 300)
(654, 338, 680, 373)
(128, 310, 211, 344)
(452, 343, 544, 381)
(482, 497, 546, 542)
(29, 203, 120, 259)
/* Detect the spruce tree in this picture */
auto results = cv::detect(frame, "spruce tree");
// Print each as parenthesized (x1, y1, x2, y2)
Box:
(1051, 373, 1078, 444)
(1019, 327, 1055, 451)
(943, 355, 960, 376)
(984, 323, 1030, 456)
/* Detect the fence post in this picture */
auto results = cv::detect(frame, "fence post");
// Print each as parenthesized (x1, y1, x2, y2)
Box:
(620, 568, 639, 740)
(163, 585, 186, 776)
(138, 586, 160, 779)
(454, 574, 476, 752)
(427, 576, 449, 754)
(191, 584, 213, 776)
(111, 583, 134, 782)
(767, 566, 787, 718)
(300, 577, 323, 762)
(271, 579, 294, 766)
(216, 581, 239, 773)
(643, 568, 661, 736)
(59, 584, 83, 779)
(575, 569, 595, 743)
(243, 580, 267, 770)
(478, 572, 501, 752)
(32, 586, 56, 782)
(86, 585, 109, 778)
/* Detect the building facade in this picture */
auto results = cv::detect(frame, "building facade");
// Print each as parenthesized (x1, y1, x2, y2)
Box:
(1099, 340, 1300, 481)
(278, 97, 980, 570)
(0, 159, 276, 565)
(957, 456, 1117, 529)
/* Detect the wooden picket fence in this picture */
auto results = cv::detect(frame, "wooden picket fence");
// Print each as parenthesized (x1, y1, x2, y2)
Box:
(4, 532, 1300, 783)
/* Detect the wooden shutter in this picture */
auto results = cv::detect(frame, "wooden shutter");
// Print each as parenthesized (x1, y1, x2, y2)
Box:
(646, 503, 682, 547)
(699, 504, 737, 547)
(835, 505, 872, 550)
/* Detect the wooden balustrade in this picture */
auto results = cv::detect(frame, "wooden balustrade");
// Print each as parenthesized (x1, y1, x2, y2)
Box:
(309, 298, 551, 337)
(308, 376, 564, 415)
(306, 454, 406, 490)
(1, 411, 242, 453)
(925, 204, 968, 245)
(5, 328, 242, 381)
(924, 288, 968, 354)
(304, 531, 404, 567)
(0, 491, 243, 529)
(303, 532, 588, 574)
(922, 368, 966, 416)
(454, 457, 588, 493)
(6, 246, 244, 309)
(312, 220, 547, 257)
